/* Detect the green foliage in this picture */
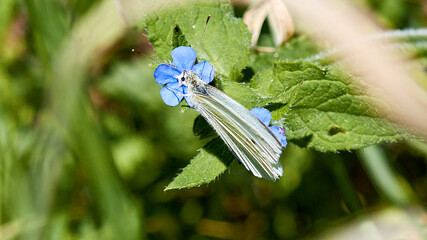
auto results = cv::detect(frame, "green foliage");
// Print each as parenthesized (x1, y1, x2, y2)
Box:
(0, 0, 426, 239)
(165, 138, 234, 190)
(366, 0, 423, 28)
(0, 0, 15, 44)
(145, 0, 251, 80)
(146, 2, 410, 189)
(25, 0, 70, 68)
(357, 145, 417, 205)
(167, 61, 409, 189)
(249, 36, 320, 72)
(254, 62, 408, 151)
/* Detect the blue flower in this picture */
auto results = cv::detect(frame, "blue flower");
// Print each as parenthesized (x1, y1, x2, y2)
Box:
(250, 108, 287, 147)
(153, 46, 214, 106)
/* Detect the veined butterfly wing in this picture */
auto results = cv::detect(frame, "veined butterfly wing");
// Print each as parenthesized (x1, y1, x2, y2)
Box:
(188, 78, 283, 181)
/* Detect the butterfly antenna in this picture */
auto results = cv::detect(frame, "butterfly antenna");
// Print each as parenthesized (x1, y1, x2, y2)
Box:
(132, 49, 165, 65)
(132, 49, 181, 71)
(195, 15, 211, 59)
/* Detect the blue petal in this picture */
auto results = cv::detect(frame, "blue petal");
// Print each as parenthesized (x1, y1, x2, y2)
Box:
(166, 81, 185, 91)
(160, 83, 185, 106)
(171, 46, 196, 70)
(183, 87, 194, 108)
(154, 64, 181, 85)
(250, 108, 272, 126)
(270, 126, 287, 147)
(193, 61, 214, 84)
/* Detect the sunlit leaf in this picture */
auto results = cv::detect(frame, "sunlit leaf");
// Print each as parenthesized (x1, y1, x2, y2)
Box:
(252, 61, 409, 151)
(165, 138, 233, 190)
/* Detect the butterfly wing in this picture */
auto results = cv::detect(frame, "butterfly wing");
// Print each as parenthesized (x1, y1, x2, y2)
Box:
(189, 83, 283, 181)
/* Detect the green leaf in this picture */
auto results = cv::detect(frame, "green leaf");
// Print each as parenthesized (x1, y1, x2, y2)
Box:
(165, 138, 234, 190)
(249, 36, 320, 73)
(222, 80, 284, 108)
(252, 61, 409, 152)
(145, 0, 251, 80)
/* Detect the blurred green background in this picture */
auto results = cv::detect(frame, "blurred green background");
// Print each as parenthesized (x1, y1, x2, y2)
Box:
(0, 0, 426, 239)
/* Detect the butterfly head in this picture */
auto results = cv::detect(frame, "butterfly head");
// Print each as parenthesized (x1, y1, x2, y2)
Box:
(179, 70, 201, 87)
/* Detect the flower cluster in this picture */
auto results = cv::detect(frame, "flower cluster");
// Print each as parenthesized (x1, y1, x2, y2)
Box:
(153, 46, 214, 106)
(250, 108, 287, 147)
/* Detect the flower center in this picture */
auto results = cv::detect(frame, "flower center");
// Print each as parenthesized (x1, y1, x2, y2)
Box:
(177, 70, 193, 87)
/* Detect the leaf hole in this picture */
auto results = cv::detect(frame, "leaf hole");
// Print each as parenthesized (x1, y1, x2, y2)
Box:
(240, 67, 254, 83)
(267, 102, 287, 111)
(327, 126, 346, 136)
(172, 24, 189, 49)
